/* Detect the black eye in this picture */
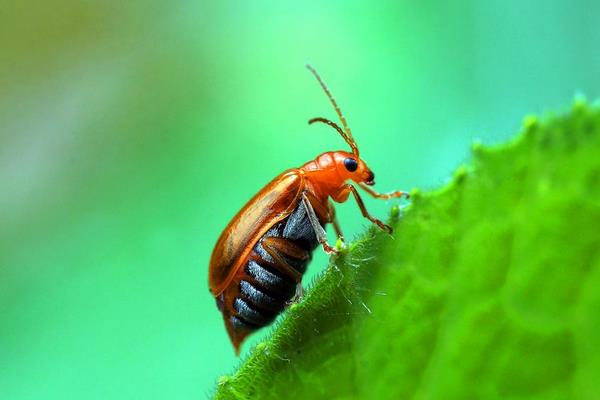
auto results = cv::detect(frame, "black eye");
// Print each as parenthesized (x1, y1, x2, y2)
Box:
(344, 158, 358, 172)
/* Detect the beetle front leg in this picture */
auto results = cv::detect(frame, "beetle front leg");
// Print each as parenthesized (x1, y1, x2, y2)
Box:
(328, 201, 345, 244)
(303, 191, 344, 245)
(290, 284, 305, 304)
(301, 194, 338, 254)
(338, 184, 394, 234)
(358, 182, 410, 200)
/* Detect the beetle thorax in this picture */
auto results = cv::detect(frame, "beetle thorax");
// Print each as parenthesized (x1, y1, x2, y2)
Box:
(300, 151, 352, 199)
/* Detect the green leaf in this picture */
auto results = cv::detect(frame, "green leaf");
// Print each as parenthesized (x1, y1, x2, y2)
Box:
(214, 102, 600, 400)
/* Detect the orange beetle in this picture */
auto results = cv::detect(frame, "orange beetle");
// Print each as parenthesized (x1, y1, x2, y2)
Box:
(209, 65, 409, 354)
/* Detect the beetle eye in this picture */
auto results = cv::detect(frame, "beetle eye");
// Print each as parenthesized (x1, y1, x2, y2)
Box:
(344, 158, 358, 172)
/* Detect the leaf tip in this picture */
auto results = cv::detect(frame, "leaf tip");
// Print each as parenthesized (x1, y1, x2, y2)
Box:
(572, 92, 588, 111)
(453, 164, 469, 184)
(523, 114, 539, 131)
(409, 187, 422, 202)
(470, 138, 484, 155)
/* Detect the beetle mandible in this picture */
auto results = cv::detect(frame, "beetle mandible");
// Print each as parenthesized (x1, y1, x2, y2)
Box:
(208, 65, 409, 354)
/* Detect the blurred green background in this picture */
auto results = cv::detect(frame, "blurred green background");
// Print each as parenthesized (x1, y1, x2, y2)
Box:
(1, 1, 599, 399)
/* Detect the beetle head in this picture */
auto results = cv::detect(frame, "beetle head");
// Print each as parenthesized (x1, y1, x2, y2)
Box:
(306, 65, 377, 185)
(332, 151, 375, 185)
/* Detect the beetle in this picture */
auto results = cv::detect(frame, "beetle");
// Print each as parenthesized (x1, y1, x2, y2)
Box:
(209, 65, 409, 354)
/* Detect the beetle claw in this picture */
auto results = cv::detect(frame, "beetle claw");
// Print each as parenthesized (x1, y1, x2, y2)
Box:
(286, 284, 304, 306)
(376, 221, 393, 234)
(322, 242, 339, 255)
(399, 191, 410, 200)
(390, 190, 410, 200)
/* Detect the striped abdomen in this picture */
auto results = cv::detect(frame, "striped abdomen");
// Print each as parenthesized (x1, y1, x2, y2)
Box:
(215, 199, 324, 353)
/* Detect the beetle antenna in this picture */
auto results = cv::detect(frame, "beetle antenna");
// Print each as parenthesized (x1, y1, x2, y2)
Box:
(308, 117, 359, 155)
(306, 64, 359, 156)
(308, 117, 345, 138)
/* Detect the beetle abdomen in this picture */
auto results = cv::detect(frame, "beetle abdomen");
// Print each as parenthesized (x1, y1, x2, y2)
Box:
(217, 198, 324, 353)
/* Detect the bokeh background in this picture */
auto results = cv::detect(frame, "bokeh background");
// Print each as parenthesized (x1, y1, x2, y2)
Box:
(1, 1, 599, 399)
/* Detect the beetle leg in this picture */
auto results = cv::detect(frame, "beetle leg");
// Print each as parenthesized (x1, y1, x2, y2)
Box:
(343, 184, 394, 234)
(287, 284, 305, 306)
(328, 201, 345, 244)
(263, 237, 310, 261)
(301, 194, 338, 254)
(261, 238, 304, 283)
(303, 190, 331, 221)
(358, 182, 410, 200)
(296, 284, 304, 299)
(303, 191, 344, 244)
